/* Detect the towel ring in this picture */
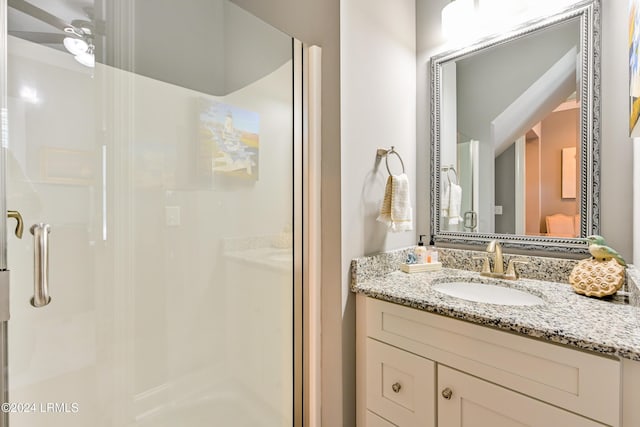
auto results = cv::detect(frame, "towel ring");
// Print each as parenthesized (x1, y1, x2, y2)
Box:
(377, 146, 406, 175)
(442, 165, 458, 185)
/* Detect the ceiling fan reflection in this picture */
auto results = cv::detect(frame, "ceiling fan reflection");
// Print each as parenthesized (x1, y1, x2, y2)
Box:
(8, 0, 98, 68)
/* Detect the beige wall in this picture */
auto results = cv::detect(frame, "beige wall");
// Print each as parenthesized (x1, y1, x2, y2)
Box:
(539, 109, 579, 233)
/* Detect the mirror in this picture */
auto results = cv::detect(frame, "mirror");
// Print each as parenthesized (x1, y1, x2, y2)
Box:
(430, 0, 600, 252)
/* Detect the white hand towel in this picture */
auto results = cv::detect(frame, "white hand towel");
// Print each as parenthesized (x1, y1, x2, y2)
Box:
(441, 181, 450, 219)
(377, 173, 413, 232)
(448, 183, 463, 225)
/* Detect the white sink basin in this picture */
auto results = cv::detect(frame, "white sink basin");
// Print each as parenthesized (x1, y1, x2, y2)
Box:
(431, 281, 544, 306)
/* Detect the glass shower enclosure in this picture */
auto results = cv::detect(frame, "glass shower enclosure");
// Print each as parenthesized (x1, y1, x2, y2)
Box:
(0, 1, 302, 425)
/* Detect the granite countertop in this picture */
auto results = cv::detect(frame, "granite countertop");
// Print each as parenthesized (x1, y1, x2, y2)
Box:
(352, 251, 640, 361)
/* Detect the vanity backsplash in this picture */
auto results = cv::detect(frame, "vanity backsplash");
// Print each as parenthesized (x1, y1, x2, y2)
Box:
(437, 248, 578, 283)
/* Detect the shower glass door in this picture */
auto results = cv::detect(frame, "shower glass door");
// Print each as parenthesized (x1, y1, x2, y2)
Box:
(1, 1, 299, 426)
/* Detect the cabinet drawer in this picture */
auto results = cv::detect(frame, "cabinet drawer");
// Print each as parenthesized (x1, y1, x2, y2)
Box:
(366, 338, 435, 427)
(362, 296, 620, 426)
(438, 365, 606, 426)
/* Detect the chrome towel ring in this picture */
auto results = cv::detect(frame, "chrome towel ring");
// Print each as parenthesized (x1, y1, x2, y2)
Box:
(376, 146, 406, 175)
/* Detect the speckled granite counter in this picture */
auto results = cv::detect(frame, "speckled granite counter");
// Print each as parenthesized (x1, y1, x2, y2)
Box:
(351, 248, 640, 361)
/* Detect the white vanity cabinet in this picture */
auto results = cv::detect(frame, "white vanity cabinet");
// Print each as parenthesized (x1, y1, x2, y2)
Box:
(356, 294, 626, 427)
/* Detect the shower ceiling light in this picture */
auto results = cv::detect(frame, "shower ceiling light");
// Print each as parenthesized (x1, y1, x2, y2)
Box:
(63, 37, 88, 56)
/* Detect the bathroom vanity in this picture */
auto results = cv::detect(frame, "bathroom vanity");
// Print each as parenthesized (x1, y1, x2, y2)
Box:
(352, 249, 640, 427)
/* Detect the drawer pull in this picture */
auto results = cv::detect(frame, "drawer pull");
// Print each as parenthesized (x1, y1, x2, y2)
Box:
(441, 387, 453, 400)
(391, 382, 402, 393)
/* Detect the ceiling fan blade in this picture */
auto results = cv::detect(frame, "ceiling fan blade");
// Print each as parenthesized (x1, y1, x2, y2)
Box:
(9, 31, 65, 44)
(8, 0, 71, 32)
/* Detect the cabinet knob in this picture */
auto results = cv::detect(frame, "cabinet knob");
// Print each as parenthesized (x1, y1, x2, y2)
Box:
(441, 387, 453, 400)
(391, 382, 402, 393)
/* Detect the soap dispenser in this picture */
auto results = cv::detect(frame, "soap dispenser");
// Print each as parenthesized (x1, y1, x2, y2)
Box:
(415, 235, 428, 264)
(428, 237, 438, 263)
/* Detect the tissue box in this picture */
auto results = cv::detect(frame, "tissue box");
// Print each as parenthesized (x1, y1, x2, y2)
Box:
(400, 262, 442, 273)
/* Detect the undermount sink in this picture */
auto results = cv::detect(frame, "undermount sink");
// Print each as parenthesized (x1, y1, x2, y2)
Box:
(431, 281, 544, 306)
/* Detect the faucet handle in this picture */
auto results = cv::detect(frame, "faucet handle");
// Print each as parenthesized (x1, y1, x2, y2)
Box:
(472, 255, 491, 275)
(505, 258, 529, 279)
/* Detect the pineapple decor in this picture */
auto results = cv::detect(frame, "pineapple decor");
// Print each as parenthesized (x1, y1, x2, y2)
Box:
(569, 235, 626, 298)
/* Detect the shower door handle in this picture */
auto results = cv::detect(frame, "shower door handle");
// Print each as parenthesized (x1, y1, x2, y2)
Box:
(29, 223, 51, 308)
(7, 210, 24, 239)
(463, 211, 477, 231)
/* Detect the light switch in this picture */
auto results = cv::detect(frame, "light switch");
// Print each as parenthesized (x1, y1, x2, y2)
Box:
(165, 206, 181, 226)
(494, 205, 503, 215)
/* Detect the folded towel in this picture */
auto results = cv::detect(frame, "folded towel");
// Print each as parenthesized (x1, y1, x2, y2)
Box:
(448, 183, 463, 225)
(377, 173, 413, 232)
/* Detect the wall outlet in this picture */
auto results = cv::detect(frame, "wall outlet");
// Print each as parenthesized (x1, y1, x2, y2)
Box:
(494, 205, 503, 215)
(165, 206, 181, 226)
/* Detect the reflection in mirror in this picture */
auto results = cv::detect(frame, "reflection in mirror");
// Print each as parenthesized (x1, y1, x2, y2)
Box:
(431, 0, 600, 252)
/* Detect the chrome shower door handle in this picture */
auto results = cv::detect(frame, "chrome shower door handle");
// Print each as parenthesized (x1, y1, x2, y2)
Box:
(463, 211, 478, 231)
(29, 223, 51, 307)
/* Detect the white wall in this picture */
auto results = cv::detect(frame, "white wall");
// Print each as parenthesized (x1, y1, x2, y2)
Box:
(340, 1, 416, 424)
(635, 141, 640, 266)
(132, 0, 291, 96)
(341, 0, 417, 263)
(601, 0, 634, 260)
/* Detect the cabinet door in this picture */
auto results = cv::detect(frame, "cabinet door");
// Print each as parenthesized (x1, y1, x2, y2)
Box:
(367, 411, 397, 427)
(437, 366, 606, 427)
(367, 339, 435, 427)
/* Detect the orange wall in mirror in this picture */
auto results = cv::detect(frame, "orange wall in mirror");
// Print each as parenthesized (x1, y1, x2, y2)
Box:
(525, 105, 579, 235)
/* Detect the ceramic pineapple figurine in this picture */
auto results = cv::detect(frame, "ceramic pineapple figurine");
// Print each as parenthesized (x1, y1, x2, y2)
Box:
(569, 235, 626, 297)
